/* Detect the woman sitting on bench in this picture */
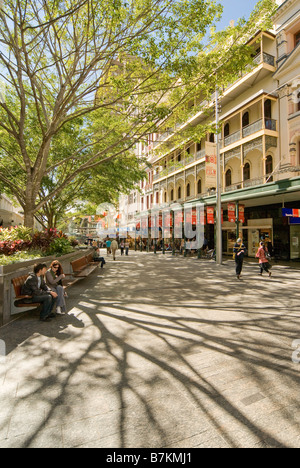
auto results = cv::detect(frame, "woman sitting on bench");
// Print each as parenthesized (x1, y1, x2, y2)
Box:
(45, 261, 67, 315)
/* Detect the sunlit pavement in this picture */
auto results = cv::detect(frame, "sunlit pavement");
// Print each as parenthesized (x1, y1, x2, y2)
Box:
(1, 251, 300, 448)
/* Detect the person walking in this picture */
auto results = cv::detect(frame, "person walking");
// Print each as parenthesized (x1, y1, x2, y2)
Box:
(106, 238, 111, 255)
(233, 238, 246, 280)
(125, 239, 130, 256)
(111, 239, 118, 261)
(45, 261, 67, 315)
(21, 263, 58, 321)
(120, 240, 125, 256)
(256, 241, 272, 277)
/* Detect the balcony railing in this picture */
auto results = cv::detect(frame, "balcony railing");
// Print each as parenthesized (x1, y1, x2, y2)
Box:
(153, 149, 206, 181)
(253, 52, 275, 67)
(223, 118, 277, 147)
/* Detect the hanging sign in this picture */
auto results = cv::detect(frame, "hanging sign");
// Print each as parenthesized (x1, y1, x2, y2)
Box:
(207, 207, 215, 225)
(239, 205, 245, 224)
(205, 142, 217, 188)
(228, 203, 236, 223)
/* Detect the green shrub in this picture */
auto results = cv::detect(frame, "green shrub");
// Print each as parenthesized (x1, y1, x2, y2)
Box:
(46, 237, 73, 256)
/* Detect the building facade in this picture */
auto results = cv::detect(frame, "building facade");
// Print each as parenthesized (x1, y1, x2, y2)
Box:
(119, 0, 300, 259)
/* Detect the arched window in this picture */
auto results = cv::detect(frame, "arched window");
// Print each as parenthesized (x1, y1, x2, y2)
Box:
(186, 183, 191, 197)
(264, 99, 272, 119)
(164, 192, 167, 203)
(243, 162, 250, 181)
(178, 186, 182, 200)
(197, 179, 202, 194)
(170, 189, 174, 201)
(209, 133, 215, 143)
(224, 123, 230, 138)
(266, 156, 273, 182)
(225, 169, 232, 187)
(242, 112, 249, 128)
(178, 152, 182, 162)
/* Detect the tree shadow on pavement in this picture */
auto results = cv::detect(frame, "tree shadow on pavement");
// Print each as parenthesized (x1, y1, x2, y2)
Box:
(1, 256, 300, 448)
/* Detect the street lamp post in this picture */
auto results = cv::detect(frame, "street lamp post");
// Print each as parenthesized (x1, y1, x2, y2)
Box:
(215, 87, 222, 265)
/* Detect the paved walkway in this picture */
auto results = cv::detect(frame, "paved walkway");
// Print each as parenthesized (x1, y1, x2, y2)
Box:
(1, 252, 300, 448)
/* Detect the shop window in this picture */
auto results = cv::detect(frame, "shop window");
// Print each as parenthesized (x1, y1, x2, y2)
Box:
(186, 183, 191, 197)
(224, 123, 230, 138)
(243, 163, 250, 181)
(225, 169, 232, 187)
(197, 179, 202, 194)
(266, 155, 273, 182)
(242, 112, 249, 128)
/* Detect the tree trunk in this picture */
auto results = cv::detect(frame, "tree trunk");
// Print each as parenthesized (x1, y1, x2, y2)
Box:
(24, 208, 35, 230)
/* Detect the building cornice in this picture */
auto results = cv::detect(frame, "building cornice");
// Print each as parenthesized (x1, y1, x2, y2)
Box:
(273, 0, 296, 21)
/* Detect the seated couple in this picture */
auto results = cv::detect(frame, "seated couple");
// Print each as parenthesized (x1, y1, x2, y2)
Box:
(21, 261, 67, 322)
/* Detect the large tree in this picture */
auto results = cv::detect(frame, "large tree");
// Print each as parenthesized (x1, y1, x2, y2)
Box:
(0, 0, 275, 227)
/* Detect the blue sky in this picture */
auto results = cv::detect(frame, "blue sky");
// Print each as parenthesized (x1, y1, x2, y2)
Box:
(217, 0, 260, 29)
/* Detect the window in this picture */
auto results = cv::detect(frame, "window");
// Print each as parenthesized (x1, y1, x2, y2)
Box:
(178, 152, 182, 162)
(242, 112, 249, 128)
(225, 169, 232, 187)
(164, 192, 167, 203)
(295, 31, 300, 47)
(298, 92, 300, 112)
(197, 142, 202, 152)
(266, 155, 273, 182)
(264, 99, 272, 119)
(209, 133, 215, 143)
(170, 189, 174, 201)
(186, 183, 191, 197)
(178, 186, 182, 199)
(197, 179, 202, 194)
(243, 163, 250, 181)
(224, 123, 230, 138)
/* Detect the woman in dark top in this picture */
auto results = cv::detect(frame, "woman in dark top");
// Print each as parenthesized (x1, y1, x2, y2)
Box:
(233, 238, 246, 280)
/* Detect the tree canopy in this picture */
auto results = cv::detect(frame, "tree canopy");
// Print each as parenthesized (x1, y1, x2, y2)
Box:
(0, 0, 276, 228)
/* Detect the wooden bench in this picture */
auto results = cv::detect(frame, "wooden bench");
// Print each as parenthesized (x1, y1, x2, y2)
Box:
(11, 252, 100, 308)
(11, 275, 42, 309)
(70, 255, 99, 278)
(11, 273, 81, 309)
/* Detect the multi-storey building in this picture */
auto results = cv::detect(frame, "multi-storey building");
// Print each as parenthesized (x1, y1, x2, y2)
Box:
(0, 194, 24, 228)
(120, 0, 300, 260)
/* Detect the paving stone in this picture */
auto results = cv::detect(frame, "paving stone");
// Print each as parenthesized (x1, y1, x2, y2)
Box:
(1, 252, 300, 447)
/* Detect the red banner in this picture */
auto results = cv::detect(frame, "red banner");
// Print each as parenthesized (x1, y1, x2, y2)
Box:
(185, 209, 197, 225)
(207, 207, 214, 225)
(175, 211, 184, 227)
(239, 205, 245, 224)
(163, 212, 172, 228)
(228, 203, 236, 223)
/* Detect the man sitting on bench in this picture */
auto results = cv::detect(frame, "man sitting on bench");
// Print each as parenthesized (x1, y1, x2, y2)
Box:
(21, 263, 58, 322)
(93, 248, 106, 268)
